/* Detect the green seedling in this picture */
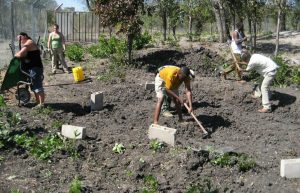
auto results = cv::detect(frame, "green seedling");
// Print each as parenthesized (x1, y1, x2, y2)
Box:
(6, 112, 21, 127)
(69, 176, 82, 193)
(150, 139, 164, 152)
(113, 143, 125, 154)
(142, 175, 158, 193)
(10, 189, 20, 193)
(185, 179, 233, 193)
(51, 119, 64, 130)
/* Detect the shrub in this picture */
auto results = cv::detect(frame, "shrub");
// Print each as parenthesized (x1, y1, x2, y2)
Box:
(291, 66, 300, 85)
(87, 35, 127, 59)
(273, 56, 292, 87)
(133, 31, 152, 50)
(65, 43, 84, 62)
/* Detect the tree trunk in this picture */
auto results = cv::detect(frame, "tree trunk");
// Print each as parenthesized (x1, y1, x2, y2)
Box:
(275, 8, 281, 56)
(211, 0, 227, 43)
(188, 14, 192, 41)
(127, 34, 133, 62)
(253, 19, 257, 52)
(172, 26, 177, 40)
(162, 11, 167, 41)
(279, 11, 286, 31)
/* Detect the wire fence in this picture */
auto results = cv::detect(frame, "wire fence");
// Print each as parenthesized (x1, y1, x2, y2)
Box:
(0, 0, 47, 68)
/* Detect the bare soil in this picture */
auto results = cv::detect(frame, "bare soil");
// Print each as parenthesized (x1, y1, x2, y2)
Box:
(0, 33, 300, 193)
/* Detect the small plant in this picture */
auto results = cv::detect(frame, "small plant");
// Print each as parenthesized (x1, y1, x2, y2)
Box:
(6, 112, 21, 127)
(51, 119, 64, 130)
(113, 143, 125, 154)
(0, 95, 6, 107)
(210, 151, 256, 172)
(65, 43, 84, 62)
(14, 132, 64, 160)
(149, 139, 164, 152)
(69, 176, 82, 193)
(33, 106, 53, 116)
(185, 179, 232, 193)
(10, 189, 20, 193)
(142, 174, 158, 193)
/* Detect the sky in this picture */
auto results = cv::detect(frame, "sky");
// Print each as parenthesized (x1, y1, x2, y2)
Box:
(55, 0, 87, 11)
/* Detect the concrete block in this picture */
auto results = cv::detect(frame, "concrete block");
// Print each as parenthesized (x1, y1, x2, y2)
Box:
(280, 158, 300, 178)
(145, 81, 155, 90)
(90, 91, 103, 111)
(61, 125, 86, 139)
(148, 124, 177, 146)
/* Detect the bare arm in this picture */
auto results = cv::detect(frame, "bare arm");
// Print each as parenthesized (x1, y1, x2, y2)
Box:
(15, 46, 28, 58)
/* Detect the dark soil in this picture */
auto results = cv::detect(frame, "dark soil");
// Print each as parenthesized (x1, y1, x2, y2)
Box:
(0, 45, 300, 193)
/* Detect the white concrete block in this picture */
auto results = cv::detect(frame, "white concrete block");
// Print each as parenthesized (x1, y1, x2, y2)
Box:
(90, 91, 103, 111)
(145, 81, 155, 90)
(280, 158, 300, 178)
(148, 124, 177, 146)
(61, 125, 86, 139)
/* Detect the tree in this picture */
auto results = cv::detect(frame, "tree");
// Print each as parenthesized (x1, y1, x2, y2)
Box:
(93, 0, 144, 62)
(211, 0, 229, 43)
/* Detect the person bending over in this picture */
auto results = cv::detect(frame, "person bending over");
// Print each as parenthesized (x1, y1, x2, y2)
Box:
(15, 32, 45, 108)
(154, 66, 193, 124)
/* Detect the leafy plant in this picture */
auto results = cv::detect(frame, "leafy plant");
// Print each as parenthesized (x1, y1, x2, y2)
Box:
(66, 43, 84, 62)
(6, 112, 21, 127)
(210, 151, 256, 172)
(142, 175, 158, 193)
(291, 66, 300, 85)
(14, 133, 64, 160)
(185, 179, 232, 193)
(150, 139, 164, 152)
(33, 106, 53, 116)
(133, 31, 152, 50)
(0, 95, 6, 107)
(69, 176, 82, 193)
(51, 119, 64, 130)
(10, 189, 20, 193)
(113, 143, 125, 154)
(273, 56, 291, 87)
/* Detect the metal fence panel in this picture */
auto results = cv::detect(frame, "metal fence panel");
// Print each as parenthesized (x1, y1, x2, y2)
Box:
(0, 1, 47, 68)
(55, 11, 101, 43)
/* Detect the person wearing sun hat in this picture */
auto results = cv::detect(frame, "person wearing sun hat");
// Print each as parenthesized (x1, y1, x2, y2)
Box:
(154, 65, 194, 124)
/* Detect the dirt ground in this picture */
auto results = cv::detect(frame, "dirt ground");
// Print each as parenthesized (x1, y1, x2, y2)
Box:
(0, 32, 300, 193)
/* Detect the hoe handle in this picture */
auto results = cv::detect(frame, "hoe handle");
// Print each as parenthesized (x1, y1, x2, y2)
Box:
(184, 103, 208, 134)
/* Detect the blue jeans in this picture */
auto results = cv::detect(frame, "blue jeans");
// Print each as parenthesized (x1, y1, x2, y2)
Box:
(28, 67, 44, 93)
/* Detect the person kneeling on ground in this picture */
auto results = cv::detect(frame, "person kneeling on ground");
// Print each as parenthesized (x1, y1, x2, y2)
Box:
(240, 53, 279, 113)
(154, 66, 193, 124)
(15, 32, 45, 108)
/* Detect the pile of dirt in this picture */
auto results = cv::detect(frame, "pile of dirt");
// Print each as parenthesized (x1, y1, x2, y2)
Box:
(0, 45, 299, 193)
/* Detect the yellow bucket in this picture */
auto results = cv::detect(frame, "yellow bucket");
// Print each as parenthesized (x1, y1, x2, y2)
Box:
(72, 66, 85, 82)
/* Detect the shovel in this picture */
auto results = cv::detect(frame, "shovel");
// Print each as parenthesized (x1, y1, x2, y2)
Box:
(183, 103, 209, 139)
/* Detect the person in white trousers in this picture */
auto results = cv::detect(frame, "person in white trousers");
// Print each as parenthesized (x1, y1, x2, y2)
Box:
(239, 53, 279, 113)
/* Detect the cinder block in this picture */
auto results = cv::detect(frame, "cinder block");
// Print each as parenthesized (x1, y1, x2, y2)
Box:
(61, 125, 86, 139)
(145, 81, 155, 90)
(148, 124, 177, 146)
(280, 158, 300, 178)
(90, 91, 103, 111)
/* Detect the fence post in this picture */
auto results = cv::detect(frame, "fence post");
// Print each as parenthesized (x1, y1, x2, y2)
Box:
(10, 1, 15, 55)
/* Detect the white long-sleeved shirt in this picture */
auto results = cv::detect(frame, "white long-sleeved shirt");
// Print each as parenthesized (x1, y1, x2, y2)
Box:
(246, 54, 279, 77)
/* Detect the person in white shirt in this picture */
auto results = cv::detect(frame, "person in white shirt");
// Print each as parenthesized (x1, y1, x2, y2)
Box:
(222, 22, 247, 81)
(240, 53, 279, 113)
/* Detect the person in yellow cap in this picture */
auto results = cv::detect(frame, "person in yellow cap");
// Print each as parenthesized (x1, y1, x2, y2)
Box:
(154, 66, 193, 124)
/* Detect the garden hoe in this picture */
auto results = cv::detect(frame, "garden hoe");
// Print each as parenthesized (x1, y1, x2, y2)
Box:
(183, 103, 209, 139)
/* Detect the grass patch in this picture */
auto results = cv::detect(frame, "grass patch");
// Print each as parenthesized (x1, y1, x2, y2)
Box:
(141, 174, 158, 193)
(185, 179, 233, 193)
(69, 176, 83, 193)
